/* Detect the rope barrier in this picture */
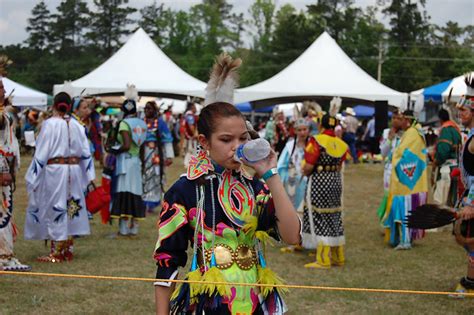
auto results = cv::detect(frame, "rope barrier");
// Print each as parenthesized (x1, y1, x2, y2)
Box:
(2, 271, 474, 297)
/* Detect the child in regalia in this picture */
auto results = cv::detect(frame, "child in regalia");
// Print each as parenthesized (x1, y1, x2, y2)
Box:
(153, 54, 301, 314)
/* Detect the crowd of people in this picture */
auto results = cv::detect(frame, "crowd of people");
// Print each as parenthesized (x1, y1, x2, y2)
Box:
(1, 53, 474, 314)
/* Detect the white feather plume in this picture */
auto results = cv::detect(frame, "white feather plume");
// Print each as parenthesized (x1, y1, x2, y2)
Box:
(465, 73, 474, 96)
(125, 83, 138, 101)
(204, 53, 242, 106)
(329, 96, 342, 117)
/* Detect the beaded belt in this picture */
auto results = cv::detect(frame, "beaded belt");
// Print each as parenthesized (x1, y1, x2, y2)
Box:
(198, 244, 257, 270)
(47, 157, 80, 165)
(315, 165, 341, 173)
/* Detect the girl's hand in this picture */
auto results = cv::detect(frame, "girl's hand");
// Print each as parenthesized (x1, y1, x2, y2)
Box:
(241, 149, 277, 177)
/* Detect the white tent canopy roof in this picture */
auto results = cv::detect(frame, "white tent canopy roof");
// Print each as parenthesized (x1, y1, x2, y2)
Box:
(2, 77, 48, 107)
(53, 28, 206, 98)
(235, 32, 407, 108)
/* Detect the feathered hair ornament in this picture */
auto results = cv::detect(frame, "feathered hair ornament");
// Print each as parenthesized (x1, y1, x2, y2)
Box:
(456, 73, 474, 110)
(204, 53, 242, 106)
(0, 55, 13, 77)
(329, 96, 342, 117)
(125, 83, 139, 101)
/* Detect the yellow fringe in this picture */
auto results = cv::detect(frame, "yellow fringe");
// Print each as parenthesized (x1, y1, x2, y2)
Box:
(242, 215, 258, 236)
(201, 266, 230, 297)
(257, 266, 288, 298)
(255, 231, 273, 247)
(170, 269, 203, 301)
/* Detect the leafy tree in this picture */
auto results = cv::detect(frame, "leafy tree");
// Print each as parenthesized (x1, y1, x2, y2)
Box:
(25, 1, 51, 50)
(138, 1, 172, 48)
(87, 0, 137, 56)
(49, 0, 91, 52)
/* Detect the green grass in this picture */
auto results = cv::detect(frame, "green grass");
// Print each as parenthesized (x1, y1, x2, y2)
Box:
(1, 157, 473, 314)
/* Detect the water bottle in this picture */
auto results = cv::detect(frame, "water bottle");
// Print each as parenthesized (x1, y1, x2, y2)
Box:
(234, 138, 271, 163)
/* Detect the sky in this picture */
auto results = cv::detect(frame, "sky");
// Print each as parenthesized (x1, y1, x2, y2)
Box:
(0, 0, 473, 46)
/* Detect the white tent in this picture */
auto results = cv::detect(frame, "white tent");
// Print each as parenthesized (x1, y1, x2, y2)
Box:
(235, 32, 407, 108)
(2, 77, 48, 107)
(53, 28, 206, 99)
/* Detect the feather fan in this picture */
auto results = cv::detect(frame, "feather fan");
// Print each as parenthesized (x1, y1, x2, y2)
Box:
(204, 53, 242, 106)
(405, 204, 458, 229)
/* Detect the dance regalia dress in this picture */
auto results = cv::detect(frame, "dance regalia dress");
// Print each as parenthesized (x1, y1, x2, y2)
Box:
(154, 151, 287, 314)
(142, 117, 174, 209)
(382, 124, 428, 248)
(456, 128, 474, 245)
(110, 118, 147, 219)
(24, 116, 95, 241)
(0, 112, 27, 270)
(377, 129, 401, 222)
(302, 130, 348, 258)
(183, 111, 198, 168)
(277, 139, 307, 211)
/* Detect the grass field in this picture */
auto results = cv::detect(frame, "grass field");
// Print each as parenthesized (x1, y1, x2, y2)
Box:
(1, 156, 473, 314)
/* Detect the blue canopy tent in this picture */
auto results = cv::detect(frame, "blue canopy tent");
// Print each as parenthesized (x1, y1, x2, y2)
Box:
(345, 105, 392, 118)
(235, 102, 274, 113)
(422, 79, 453, 103)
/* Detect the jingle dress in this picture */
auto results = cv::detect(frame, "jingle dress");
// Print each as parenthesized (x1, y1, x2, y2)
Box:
(154, 151, 288, 314)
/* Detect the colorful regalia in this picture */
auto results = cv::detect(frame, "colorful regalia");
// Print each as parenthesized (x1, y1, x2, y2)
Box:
(452, 75, 474, 296)
(154, 151, 287, 314)
(0, 109, 30, 271)
(142, 116, 174, 210)
(302, 129, 349, 268)
(24, 114, 95, 261)
(432, 120, 462, 207)
(382, 122, 428, 249)
(377, 128, 402, 222)
(110, 116, 147, 224)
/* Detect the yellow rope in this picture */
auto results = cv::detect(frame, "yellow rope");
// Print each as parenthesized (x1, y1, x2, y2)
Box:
(1, 271, 473, 297)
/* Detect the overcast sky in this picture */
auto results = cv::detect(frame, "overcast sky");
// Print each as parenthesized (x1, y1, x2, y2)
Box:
(0, 0, 472, 46)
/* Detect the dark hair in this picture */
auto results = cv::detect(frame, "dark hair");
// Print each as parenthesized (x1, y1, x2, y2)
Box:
(145, 101, 159, 112)
(121, 99, 137, 117)
(197, 102, 244, 138)
(438, 109, 450, 122)
(54, 92, 72, 113)
(321, 113, 336, 130)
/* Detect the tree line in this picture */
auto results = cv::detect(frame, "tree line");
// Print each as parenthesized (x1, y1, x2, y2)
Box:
(1, 0, 472, 95)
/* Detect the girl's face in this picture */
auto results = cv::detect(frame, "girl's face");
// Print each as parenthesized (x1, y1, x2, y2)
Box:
(75, 101, 91, 120)
(295, 125, 309, 139)
(199, 116, 249, 170)
(145, 104, 156, 119)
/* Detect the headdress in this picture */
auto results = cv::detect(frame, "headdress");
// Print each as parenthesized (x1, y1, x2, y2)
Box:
(204, 53, 242, 106)
(0, 55, 12, 78)
(294, 117, 310, 128)
(122, 84, 138, 116)
(124, 83, 139, 101)
(456, 74, 474, 110)
(321, 97, 341, 129)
